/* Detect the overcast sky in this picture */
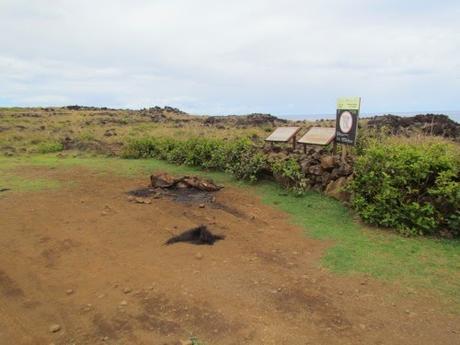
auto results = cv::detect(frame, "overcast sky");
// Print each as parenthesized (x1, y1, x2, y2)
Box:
(0, 0, 459, 116)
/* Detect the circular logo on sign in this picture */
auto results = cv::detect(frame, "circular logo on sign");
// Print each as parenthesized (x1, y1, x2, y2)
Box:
(339, 111, 353, 133)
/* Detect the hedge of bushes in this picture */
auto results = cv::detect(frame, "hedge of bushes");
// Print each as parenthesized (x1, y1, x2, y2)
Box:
(349, 141, 460, 237)
(122, 137, 268, 182)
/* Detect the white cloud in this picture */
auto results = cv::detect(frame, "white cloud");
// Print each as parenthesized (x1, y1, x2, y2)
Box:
(0, 0, 459, 114)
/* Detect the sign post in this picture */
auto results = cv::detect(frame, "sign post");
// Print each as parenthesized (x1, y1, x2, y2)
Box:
(335, 97, 361, 160)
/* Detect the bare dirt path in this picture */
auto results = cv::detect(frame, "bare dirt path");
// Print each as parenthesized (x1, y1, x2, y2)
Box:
(0, 166, 458, 345)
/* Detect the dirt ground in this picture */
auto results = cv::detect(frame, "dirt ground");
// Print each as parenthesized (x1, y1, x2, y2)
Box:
(0, 166, 459, 345)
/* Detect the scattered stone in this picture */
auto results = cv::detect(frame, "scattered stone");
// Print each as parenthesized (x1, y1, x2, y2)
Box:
(49, 324, 61, 333)
(83, 304, 92, 312)
(134, 197, 152, 204)
(195, 252, 203, 260)
(120, 300, 128, 306)
(180, 340, 193, 345)
(127, 195, 134, 201)
(123, 287, 132, 294)
(102, 336, 109, 341)
(199, 203, 205, 208)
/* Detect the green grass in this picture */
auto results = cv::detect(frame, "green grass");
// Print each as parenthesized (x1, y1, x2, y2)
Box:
(0, 174, 61, 193)
(257, 183, 460, 306)
(1, 154, 459, 309)
(0, 156, 62, 192)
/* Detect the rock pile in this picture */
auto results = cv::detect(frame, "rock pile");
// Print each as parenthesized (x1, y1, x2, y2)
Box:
(150, 172, 223, 192)
(204, 113, 287, 127)
(268, 147, 354, 201)
(367, 114, 459, 140)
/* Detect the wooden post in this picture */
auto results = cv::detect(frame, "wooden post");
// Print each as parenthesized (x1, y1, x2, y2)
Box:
(332, 141, 337, 155)
(303, 143, 307, 154)
(341, 144, 348, 162)
(292, 135, 296, 150)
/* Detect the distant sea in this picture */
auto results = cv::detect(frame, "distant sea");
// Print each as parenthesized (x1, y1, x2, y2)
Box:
(282, 110, 460, 123)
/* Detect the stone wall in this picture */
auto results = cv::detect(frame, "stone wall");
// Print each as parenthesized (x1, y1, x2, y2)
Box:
(265, 146, 354, 201)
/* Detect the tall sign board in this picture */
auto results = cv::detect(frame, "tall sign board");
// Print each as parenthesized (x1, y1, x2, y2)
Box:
(335, 97, 361, 145)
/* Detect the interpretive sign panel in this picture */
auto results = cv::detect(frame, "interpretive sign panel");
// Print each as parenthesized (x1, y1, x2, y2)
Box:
(265, 127, 301, 142)
(298, 127, 336, 146)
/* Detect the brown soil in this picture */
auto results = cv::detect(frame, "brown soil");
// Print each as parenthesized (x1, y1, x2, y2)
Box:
(0, 167, 459, 345)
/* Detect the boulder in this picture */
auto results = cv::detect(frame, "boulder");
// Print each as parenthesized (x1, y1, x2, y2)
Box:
(336, 163, 353, 177)
(325, 177, 350, 202)
(150, 172, 177, 188)
(320, 156, 335, 170)
(308, 165, 323, 176)
(321, 172, 331, 186)
(182, 176, 222, 192)
(300, 158, 315, 174)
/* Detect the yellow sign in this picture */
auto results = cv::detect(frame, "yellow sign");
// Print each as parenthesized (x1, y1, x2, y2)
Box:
(337, 97, 361, 110)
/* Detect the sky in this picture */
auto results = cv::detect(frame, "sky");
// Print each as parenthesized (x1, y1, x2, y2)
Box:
(0, 0, 459, 116)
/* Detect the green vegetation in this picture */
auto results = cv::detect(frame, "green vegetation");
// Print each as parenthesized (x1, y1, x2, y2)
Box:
(350, 141, 460, 237)
(123, 137, 268, 182)
(0, 157, 61, 192)
(1, 154, 459, 307)
(125, 136, 460, 238)
(270, 156, 307, 194)
(37, 140, 64, 153)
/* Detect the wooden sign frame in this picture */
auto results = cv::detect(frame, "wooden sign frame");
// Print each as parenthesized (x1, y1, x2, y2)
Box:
(265, 126, 301, 149)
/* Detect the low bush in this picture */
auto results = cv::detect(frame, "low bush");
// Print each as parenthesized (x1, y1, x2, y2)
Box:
(350, 141, 460, 237)
(37, 140, 64, 153)
(270, 157, 306, 194)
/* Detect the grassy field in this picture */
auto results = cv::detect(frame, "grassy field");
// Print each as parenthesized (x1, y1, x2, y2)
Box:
(1, 153, 459, 310)
(0, 107, 273, 156)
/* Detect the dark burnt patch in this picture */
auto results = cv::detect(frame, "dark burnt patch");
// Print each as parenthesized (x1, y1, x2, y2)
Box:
(165, 225, 225, 245)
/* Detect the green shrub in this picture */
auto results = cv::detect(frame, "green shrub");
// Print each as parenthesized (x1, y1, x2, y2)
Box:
(222, 139, 267, 182)
(37, 140, 64, 153)
(350, 141, 460, 236)
(271, 157, 307, 194)
(121, 138, 158, 158)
